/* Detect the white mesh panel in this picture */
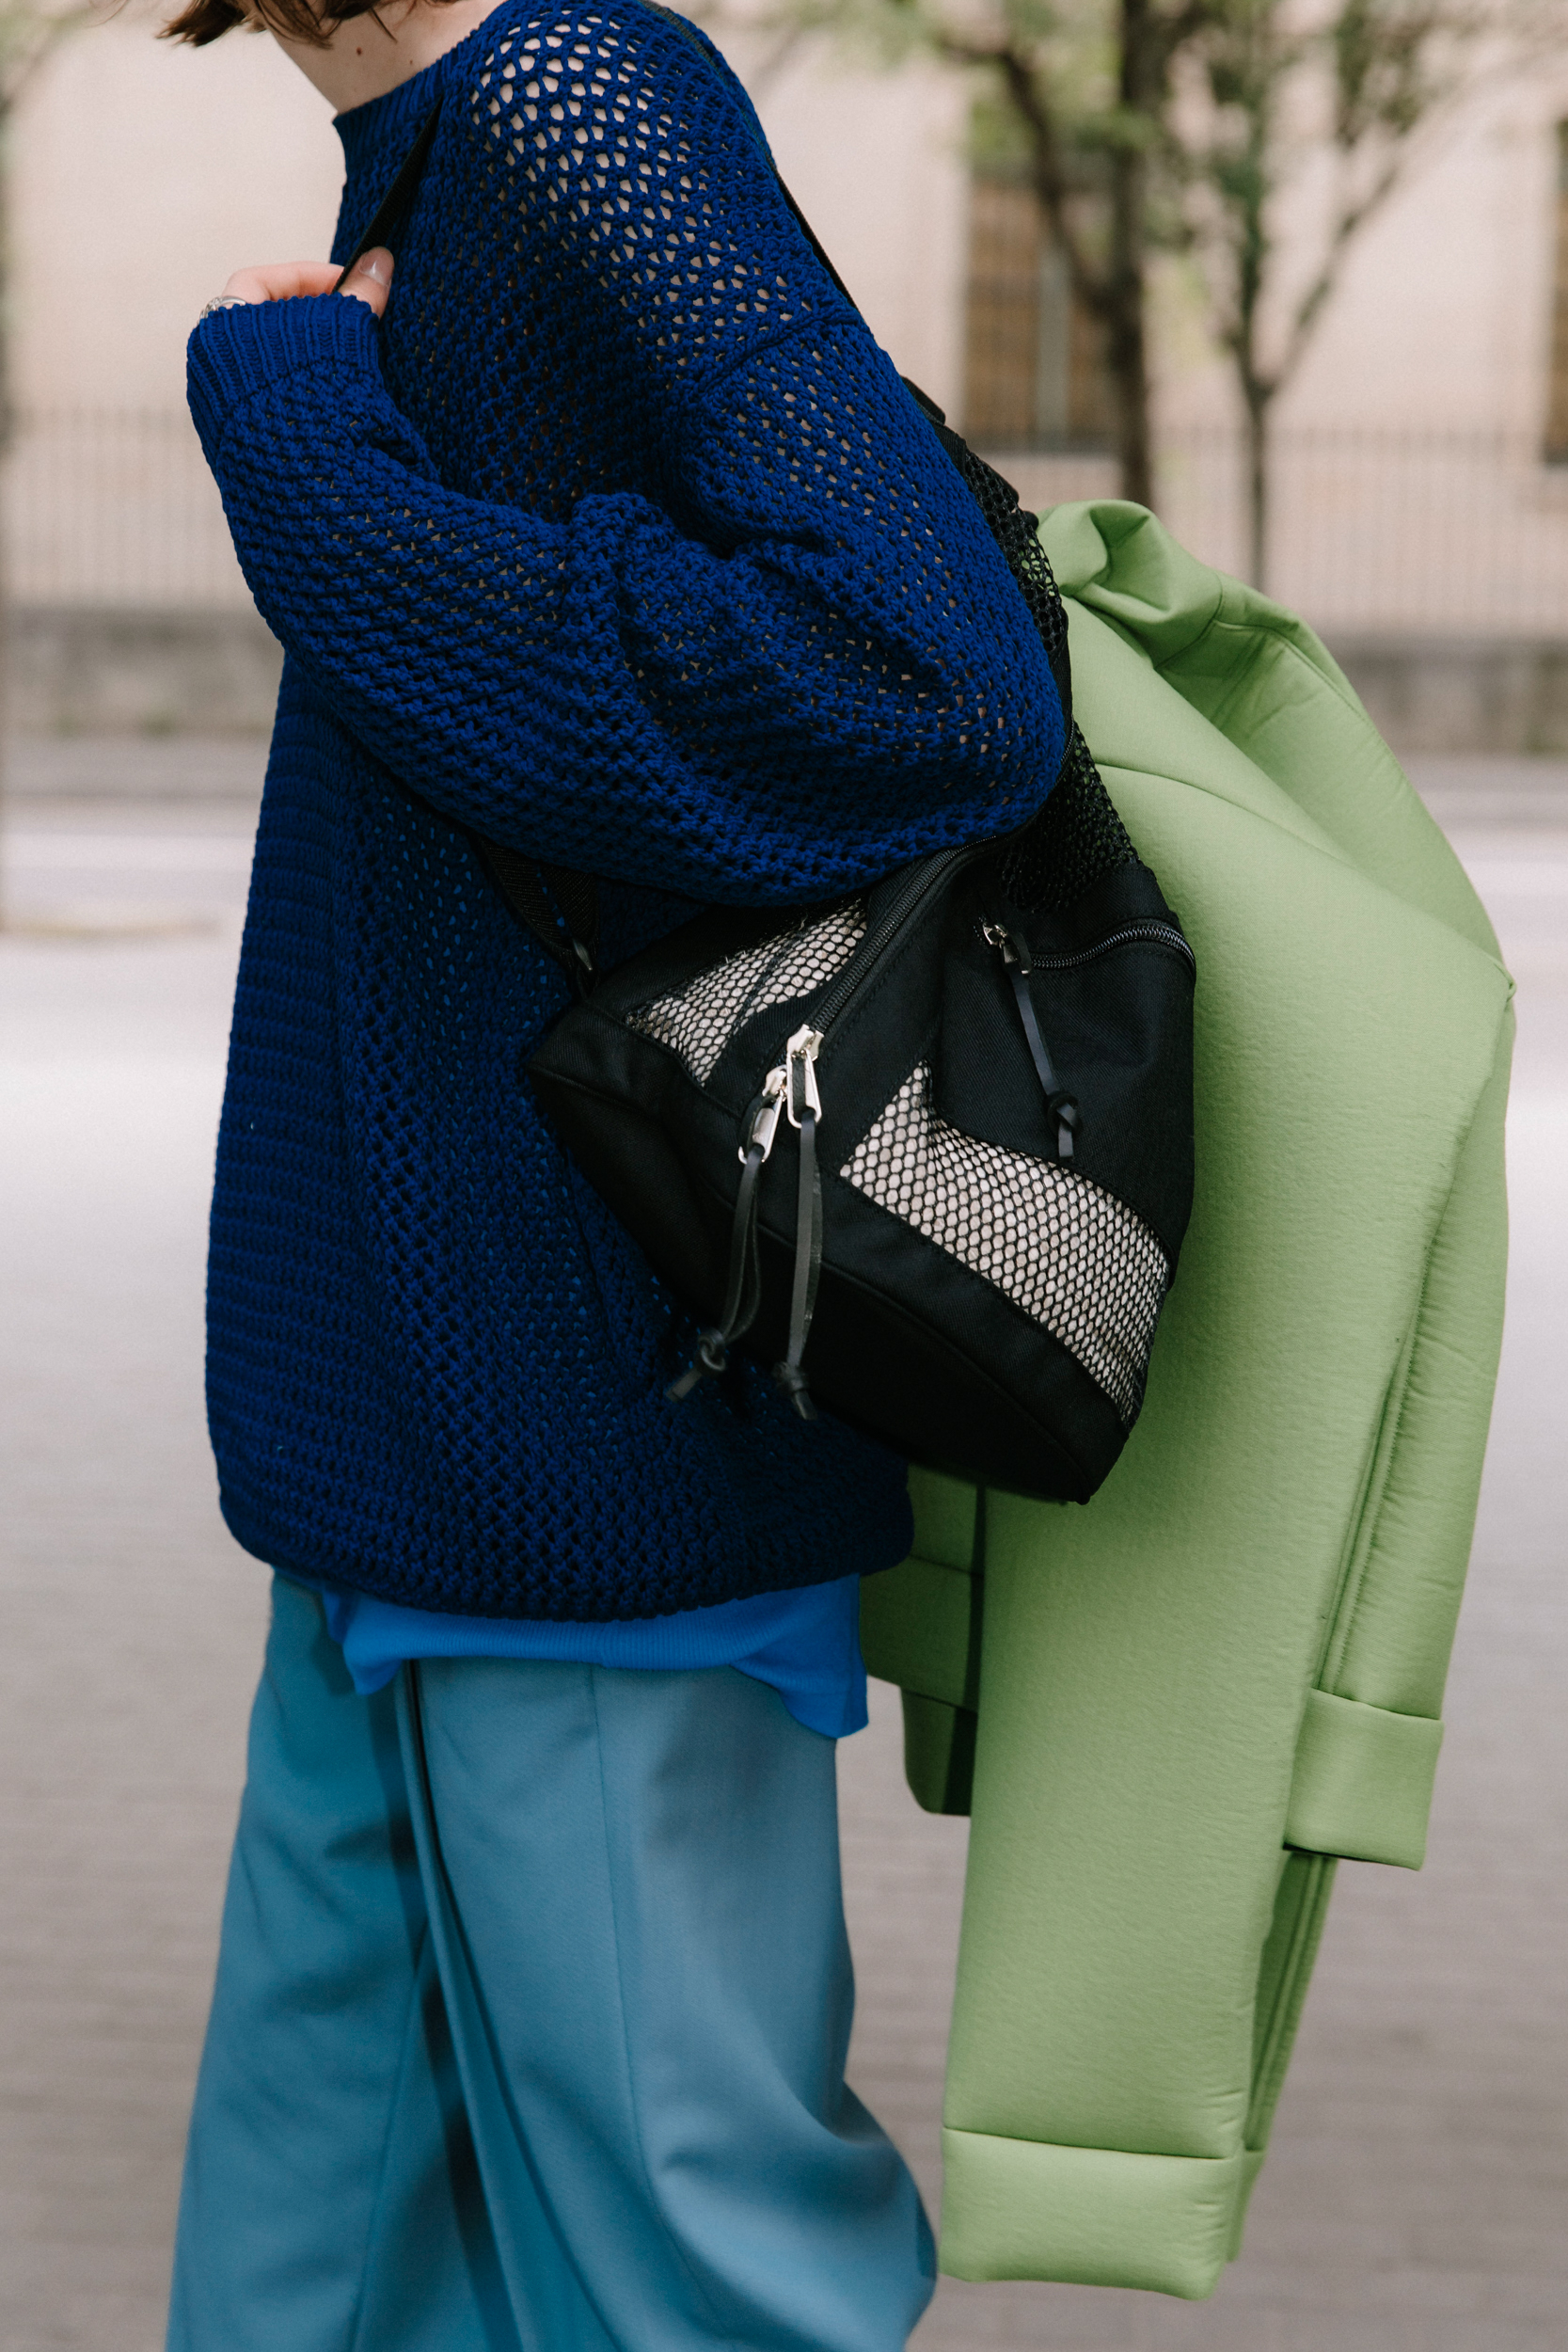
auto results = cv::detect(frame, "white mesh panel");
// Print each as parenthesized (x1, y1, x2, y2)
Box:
(628, 901, 866, 1085)
(840, 1061, 1167, 1422)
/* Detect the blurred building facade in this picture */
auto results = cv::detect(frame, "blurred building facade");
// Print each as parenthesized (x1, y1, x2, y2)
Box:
(10, 4, 1568, 741)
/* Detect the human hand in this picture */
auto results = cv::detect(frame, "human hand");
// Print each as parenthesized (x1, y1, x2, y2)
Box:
(216, 248, 394, 319)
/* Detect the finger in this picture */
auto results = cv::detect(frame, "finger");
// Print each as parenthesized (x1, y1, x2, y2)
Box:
(221, 260, 341, 305)
(336, 247, 394, 320)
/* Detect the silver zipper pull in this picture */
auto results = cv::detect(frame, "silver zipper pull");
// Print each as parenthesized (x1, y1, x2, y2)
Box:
(784, 1026, 824, 1128)
(740, 1067, 787, 1165)
(980, 916, 1032, 974)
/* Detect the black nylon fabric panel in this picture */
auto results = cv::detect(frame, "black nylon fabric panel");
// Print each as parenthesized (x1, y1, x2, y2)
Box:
(527, 1026, 1127, 1501)
(935, 866, 1196, 1257)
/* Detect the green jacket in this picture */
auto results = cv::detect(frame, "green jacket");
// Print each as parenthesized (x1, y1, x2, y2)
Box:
(860, 501, 1513, 2300)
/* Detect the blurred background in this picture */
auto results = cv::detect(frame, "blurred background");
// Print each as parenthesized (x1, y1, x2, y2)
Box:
(1, 2, 1563, 2347)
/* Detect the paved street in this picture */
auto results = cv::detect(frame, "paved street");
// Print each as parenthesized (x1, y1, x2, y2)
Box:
(1, 744, 1564, 2351)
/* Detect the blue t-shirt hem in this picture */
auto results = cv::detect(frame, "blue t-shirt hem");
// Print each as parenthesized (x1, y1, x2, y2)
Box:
(277, 1569, 868, 1740)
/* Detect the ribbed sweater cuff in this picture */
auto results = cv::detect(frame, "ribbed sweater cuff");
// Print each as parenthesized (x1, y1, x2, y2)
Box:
(187, 294, 382, 443)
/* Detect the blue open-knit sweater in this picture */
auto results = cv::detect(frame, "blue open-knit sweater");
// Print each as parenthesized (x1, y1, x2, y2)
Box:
(185, 1, 1065, 1619)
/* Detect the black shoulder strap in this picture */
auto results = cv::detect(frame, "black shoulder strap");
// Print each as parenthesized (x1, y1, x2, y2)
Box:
(332, 100, 445, 292)
(324, 94, 606, 984)
(471, 837, 602, 992)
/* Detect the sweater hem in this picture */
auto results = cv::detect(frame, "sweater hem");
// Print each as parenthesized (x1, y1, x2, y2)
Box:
(218, 1482, 912, 1623)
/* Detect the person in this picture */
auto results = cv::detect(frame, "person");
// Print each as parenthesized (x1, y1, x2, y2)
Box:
(162, 0, 1067, 2342)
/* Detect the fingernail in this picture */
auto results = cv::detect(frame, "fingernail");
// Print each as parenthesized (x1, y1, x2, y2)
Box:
(358, 250, 393, 285)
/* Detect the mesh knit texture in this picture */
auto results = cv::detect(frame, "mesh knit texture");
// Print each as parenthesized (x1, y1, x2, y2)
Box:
(998, 726, 1139, 914)
(941, 443, 1137, 914)
(183, 0, 1066, 1619)
(841, 1064, 1169, 1424)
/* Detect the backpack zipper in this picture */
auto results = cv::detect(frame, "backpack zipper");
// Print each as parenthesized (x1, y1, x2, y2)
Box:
(672, 879, 1193, 1417)
(974, 914, 1193, 1154)
(667, 1026, 827, 1418)
(980, 915, 1081, 1158)
(667, 846, 970, 1419)
(1024, 920, 1196, 977)
(805, 844, 981, 1042)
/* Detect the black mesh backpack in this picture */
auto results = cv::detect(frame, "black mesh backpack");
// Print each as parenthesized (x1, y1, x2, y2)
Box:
(516, 385, 1196, 1501)
(355, 93, 1196, 1504)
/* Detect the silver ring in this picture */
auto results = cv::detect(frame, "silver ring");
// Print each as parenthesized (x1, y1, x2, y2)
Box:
(198, 294, 252, 323)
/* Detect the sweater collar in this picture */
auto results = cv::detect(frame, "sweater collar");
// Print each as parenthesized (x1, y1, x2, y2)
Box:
(334, 0, 508, 183)
(335, 58, 448, 183)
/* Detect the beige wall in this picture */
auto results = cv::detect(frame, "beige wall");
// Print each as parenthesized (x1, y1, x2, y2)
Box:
(12, 9, 1568, 469)
(13, 7, 342, 411)
(10, 7, 967, 417)
(1161, 68, 1568, 438)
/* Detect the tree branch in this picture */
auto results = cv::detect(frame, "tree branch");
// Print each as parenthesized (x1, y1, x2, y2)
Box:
(1274, 151, 1403, 392)
(982, 39, 1113, 320)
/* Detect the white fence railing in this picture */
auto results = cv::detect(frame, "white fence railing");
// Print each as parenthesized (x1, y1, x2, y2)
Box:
(995, 429, 1568, 637)
(6, 410, 249, 610)
(8, 410, 1568, 638)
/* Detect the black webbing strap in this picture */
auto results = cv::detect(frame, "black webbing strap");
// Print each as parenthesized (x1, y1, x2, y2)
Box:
(772, 1097, 823, 1420)
(331, 100, 445, 292)
(473, 836, 600, 992)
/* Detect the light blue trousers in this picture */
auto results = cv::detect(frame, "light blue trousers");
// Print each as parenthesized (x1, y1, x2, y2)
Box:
(166, 1576, 933, 2352)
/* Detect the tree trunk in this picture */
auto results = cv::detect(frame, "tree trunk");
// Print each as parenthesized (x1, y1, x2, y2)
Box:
(1105, 149, 1152, 504)
(1224, 13, 1274, 593)
(1109, 0, 1156, 507)
(1245, 389, 1270, 591)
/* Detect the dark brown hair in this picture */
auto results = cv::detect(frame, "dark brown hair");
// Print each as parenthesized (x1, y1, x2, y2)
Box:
(163, 0, 460, 49)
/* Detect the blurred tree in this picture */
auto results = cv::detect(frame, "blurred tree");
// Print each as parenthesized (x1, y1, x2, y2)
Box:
(1177, 0, 1506, 587)
(732, 0, 1541, 581)
(0, 0, 103, 444)
(737, 0, 1222, 505)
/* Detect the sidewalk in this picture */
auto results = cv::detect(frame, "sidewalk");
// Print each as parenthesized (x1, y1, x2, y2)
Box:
(2, 759, 1563, 2351)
